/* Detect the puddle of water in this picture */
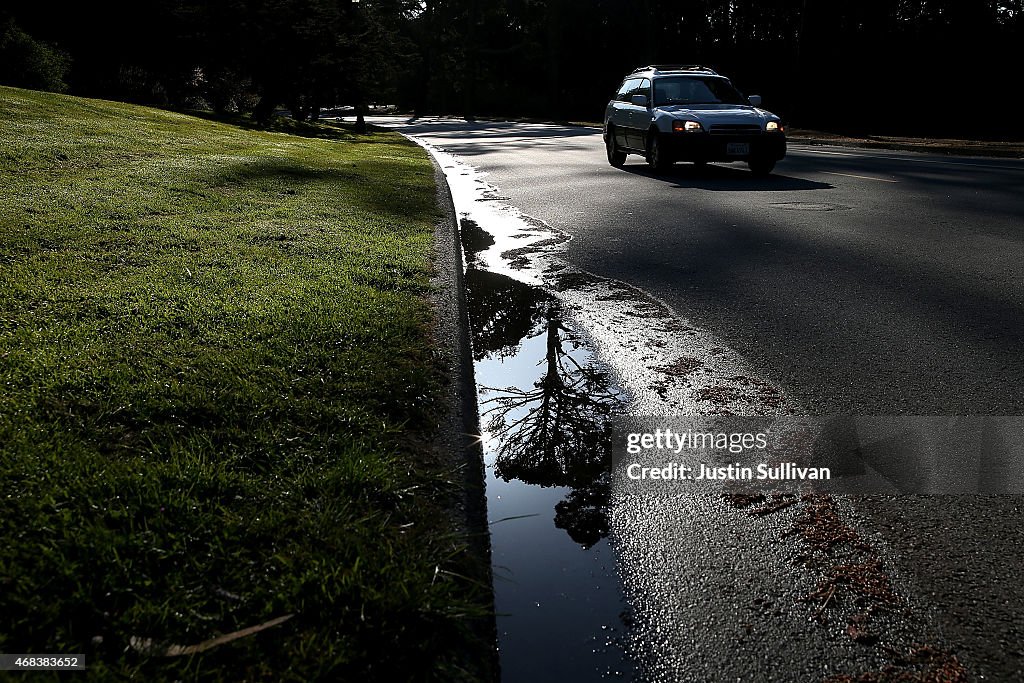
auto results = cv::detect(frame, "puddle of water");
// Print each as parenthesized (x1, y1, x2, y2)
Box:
(466, 266, 634, 681)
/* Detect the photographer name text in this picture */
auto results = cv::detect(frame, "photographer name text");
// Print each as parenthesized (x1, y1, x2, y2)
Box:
(625, 462, 832, 481)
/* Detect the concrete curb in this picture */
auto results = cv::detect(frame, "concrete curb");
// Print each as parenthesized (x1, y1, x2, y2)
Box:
(424, 149, 498, 680)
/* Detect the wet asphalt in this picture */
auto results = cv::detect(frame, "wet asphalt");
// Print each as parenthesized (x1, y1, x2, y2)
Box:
(374, 117, 1024, 681)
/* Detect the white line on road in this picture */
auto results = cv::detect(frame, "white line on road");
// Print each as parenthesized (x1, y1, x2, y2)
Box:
(821, 171, 900, 183)
(790, 148, 864, 157)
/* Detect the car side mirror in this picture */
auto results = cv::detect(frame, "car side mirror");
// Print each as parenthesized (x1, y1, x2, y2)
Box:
(630, 94, 649, 108)
(748, 95, 762, 107)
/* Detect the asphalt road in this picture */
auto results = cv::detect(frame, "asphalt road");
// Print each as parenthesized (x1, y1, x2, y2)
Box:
(375, 117, 1024, 681)
(389, 118, 1024, 414)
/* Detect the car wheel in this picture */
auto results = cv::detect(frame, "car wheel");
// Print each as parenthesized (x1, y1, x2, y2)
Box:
(606, 129, 626, 167)
(748, 157, 776, 176)
(646, 131, 671, 171)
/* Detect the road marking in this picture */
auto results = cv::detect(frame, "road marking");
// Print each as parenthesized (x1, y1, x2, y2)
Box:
(822, 171, 899, 183)
(791, 148, 864, 157)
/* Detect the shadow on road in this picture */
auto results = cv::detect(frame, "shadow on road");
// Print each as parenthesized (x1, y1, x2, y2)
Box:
(620, 161, 834, 192)
(608, 212, 1024, 413)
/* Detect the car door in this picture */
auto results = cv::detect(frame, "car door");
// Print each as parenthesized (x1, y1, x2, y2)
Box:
(610, 78, 640, 150)
(627, 78, 653, 151)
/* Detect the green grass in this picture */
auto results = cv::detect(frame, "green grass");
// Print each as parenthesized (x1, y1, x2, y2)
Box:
(0, 87, 489, 681)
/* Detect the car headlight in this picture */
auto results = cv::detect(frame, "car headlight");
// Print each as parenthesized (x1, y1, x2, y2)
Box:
(766, 121, 783, 132)
(673, 120, 704, 133)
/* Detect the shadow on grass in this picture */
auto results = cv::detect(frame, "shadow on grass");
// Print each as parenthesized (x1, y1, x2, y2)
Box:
(205, 157, 433, 223)
(166, 108, 397, 143)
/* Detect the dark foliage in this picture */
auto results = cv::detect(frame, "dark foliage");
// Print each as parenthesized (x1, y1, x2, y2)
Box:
(1, 1, 414, 121)
(2, 1, 1021, 144)
(409, 0, 1024, 137)
(0, 18, 71, 93)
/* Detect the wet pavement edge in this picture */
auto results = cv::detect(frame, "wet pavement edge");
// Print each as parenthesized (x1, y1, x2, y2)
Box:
(424, 149, 500, 680)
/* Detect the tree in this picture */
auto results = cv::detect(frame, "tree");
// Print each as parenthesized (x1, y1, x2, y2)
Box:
(0, 19, 71, 93)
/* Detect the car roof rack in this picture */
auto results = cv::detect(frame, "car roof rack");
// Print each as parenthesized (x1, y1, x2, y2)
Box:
(631, 64, 718, 75)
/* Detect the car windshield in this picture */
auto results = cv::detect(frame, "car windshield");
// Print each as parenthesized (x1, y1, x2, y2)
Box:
(652, 76, 748, 106)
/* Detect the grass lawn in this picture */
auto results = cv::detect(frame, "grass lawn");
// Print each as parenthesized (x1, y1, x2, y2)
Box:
(0, 86, 489, 681)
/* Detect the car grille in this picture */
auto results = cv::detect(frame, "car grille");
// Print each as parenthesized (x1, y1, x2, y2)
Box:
(709, 124, 762, 135)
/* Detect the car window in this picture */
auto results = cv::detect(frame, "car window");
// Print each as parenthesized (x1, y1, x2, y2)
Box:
(652, 76, 747, 106)
(617, 78, 641, 101)
(636, 78, 651, 100)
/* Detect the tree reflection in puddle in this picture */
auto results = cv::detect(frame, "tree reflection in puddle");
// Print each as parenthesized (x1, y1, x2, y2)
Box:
(467, 267, 623, 548)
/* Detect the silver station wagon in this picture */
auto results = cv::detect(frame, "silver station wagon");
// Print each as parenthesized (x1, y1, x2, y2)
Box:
(603, 65, 786, 175)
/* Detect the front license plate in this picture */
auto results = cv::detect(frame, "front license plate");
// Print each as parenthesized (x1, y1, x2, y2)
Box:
(726, 142, 750, 156)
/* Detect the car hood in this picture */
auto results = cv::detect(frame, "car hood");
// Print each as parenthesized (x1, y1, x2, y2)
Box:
(657, 104, 773, 123)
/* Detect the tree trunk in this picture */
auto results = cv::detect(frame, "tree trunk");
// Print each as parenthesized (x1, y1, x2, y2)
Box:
(354, 102, 367, 133)
(253, 93, 277, 123)
(545, 0, 563, 119)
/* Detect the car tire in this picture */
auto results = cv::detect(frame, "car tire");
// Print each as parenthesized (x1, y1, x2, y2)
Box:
(606, 129, 626, 167)
(646, 131, 671, 171)
(748, 157, 776, 176)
